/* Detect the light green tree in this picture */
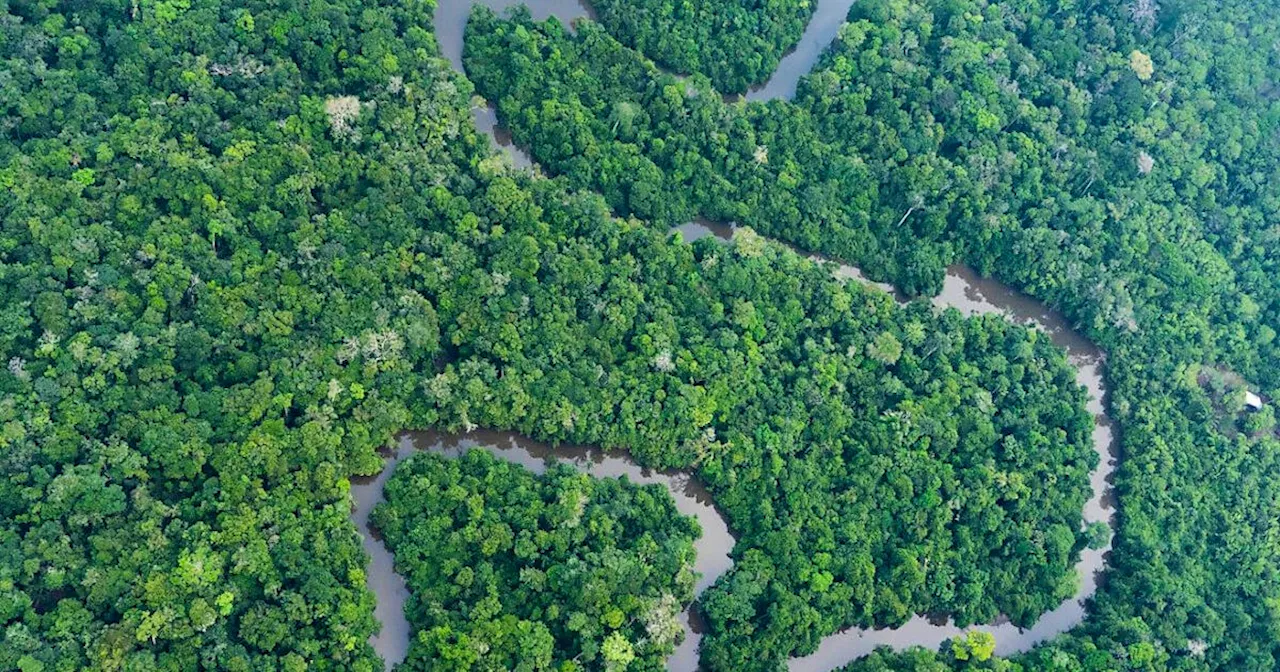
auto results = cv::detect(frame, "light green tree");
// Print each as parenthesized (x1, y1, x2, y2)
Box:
(602, 631, 636, 671)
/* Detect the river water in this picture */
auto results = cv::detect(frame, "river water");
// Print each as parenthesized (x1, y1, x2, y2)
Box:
(791, 262, 1116, 668)
(350, 430, 734, 671)
(435, 0, 595, 169)
(352, 234, 1118, 672)
(675, 227, 1118, 659)
(739, 0, 860, 102)
(437, 0, 859, 167)
(352, 2, 1118, 670)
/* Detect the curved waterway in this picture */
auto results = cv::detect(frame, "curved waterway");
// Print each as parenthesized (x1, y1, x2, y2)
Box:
(436, 0, 596, 169)
(351, 234, 1118, 672)
(436, 0, 859, 167)
(351, 430, 735, 671)
(796, 263, 1116, 667)
(739, 0, 861, 102)
(353, 3, 1118, 670)
(674, 224, 1117, 667)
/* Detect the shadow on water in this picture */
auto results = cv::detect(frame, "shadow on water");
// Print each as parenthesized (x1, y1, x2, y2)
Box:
(354, 1, 1119, 670)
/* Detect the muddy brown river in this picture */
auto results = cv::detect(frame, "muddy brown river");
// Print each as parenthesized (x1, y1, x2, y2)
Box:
(672, 224, 1116, 669)
(351, 2, 1118, 670)
(791, 261, 1116, 668)
(351, 430, 733, 671)
(435, 0, 595, 169)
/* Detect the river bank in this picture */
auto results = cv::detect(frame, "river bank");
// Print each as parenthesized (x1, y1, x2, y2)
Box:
(351, 2, 1118, 669)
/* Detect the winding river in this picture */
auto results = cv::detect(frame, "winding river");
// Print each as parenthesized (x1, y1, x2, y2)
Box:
(739, 0, 861, 102)
(351, 2, 1118, 670)
(671, 223, 1117, 668)
(795, 267, 1116, 667)
(437, 0, 862, 167)
(350, 430, 733, 671)
(435, 0, 596, 170)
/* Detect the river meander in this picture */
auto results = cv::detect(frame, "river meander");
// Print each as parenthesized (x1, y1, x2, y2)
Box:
(351, 242, 1118, 672)
(350, 2, 1119, 670)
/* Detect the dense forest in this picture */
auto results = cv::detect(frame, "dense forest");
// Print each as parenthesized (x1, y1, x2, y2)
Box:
(0, 1, 1098, 670)
(588, 0, 814, 94)
(4, 0, 1280, 671)
(371, 449, 700, 671)
(463, 0, 1280, 670)
(463, 9, 954, 295)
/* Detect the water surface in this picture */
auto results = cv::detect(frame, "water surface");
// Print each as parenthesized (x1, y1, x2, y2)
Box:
(740, 0, 860, 102)
(351, 430, 734, 671)
(436, 0, 858, 170)
(357, 2, 1119, 670)
(437, 0, 594, 168)
(666, 223, 1117, 669)
(789, 265, 1115, 669)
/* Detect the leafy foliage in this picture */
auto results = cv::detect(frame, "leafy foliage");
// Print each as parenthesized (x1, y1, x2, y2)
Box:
(589, 0, 814, 93)
(0, 1, 1096, 670)
(464, 1, 1280, 670)
(463, 8, 950, 295)
(372, 450, 699, 671)
(14, 0, 1280, 670)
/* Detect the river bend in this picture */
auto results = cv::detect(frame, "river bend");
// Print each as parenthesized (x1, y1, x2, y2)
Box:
(350, 2, 1118, 670)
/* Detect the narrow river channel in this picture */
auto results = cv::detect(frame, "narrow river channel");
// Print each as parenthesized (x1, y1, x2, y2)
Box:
(672, 224, 1117, 667)
(791, 264, 1117, 667)
(436, 0, 862, 167)
(350, 2, 1119, 670)
(350, 243, 1118, 671)
(351, 430, 735, 671)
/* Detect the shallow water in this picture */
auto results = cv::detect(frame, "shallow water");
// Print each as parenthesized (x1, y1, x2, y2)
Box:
(354, 2, 1118, 670)
(349, 445, 414, 668)
(672, 218, 737, 243)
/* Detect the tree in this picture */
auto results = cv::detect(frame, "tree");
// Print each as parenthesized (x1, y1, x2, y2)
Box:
(602, 632, 637, 671)
(867, 332, 904, 366)
(1130, 50, 1155, 81)
(950, 631, 996, 663)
